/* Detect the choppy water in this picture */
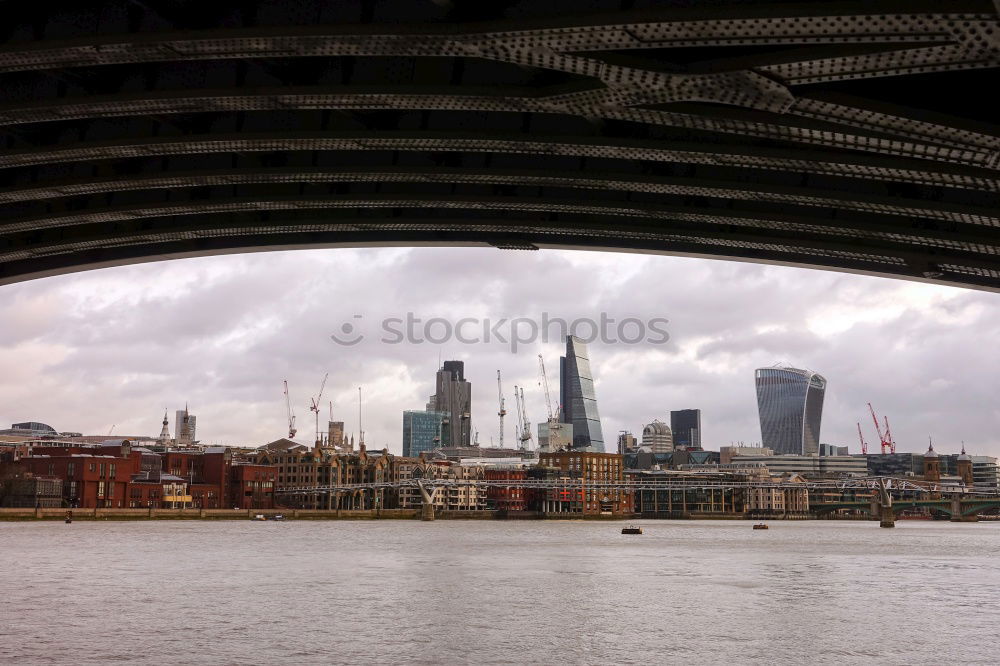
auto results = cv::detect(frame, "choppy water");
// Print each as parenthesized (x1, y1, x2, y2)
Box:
(1, 519, 999, 665)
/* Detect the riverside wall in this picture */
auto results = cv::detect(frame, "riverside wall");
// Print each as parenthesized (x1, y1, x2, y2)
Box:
(0, 508, 866, 521)
(0, 508, 606, 521)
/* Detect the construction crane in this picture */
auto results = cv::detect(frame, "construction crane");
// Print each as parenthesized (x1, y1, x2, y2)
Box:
(856, 422, 869, 455)
(309, 373, 329, 445)
(496, 370, 506, 448)
(513, 384, 523, 447)
(537, 354, 554, 421)
(537, 354, 567, 451)
(358, 386, 364, 447)
(283, 380, 297, 439)
(867, 403, 895, 454)
(883, 414, 897, 454)
(518, 386, 531, 451)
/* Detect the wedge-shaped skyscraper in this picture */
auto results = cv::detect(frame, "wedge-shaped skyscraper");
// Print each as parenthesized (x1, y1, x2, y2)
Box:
(755, 366, 826, 456)
(560, 336, 605, 453)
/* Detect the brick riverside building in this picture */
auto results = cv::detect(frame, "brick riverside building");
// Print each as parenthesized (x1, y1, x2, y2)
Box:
(484, 467, 528, 512)
(20, 454, 134, 508)
(398, 460, 487, 512)
(228, 464, 277, 509)
(0, 442, 30, 464)
(0, 440, 278, 510)
(161, 447, 232, 500)
(253, 441, 412, 509)
(538, 452, 630, 515)
(128, 473, 190, 508)
(394, 455, 488, 511)
(746, 475, 810, 517)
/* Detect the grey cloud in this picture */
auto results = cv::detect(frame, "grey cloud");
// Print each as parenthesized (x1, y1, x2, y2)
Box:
(0, 247, 997, 456)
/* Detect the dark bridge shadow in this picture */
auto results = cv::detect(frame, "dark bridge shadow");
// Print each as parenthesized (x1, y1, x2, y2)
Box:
(0, 2, 998, 289)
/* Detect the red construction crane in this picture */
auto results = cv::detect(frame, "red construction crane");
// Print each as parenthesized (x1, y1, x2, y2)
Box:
(867, 403, 895, 455)
(882, 415, 897, 454)
(857, 422, 869, 455)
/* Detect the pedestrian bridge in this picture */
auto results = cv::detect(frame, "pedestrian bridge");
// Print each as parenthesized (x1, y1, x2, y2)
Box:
(274, 476, 994, 497)
(274, 476, 1000, 522)
(0, 1, 998, 289)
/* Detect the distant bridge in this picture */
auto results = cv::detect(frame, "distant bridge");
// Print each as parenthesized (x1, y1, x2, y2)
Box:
(274, 476, 997, 496)
(274, 476, 1000, 523)
(273, 476, 1000, 523)
(816, 497, 1000, 519)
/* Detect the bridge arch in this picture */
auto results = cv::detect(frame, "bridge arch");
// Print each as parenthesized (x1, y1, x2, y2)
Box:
(958, 501, 1000, 517)
(0, 2, 997, 289)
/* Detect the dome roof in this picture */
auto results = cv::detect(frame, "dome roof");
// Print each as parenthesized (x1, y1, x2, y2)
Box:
(958, 445, 971, 461)
(924, 441, 938, 458)
(643, 420, 671, 436)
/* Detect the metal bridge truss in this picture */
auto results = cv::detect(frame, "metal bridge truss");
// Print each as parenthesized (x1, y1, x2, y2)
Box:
(274, 476, 999, 497)
(0, 2, 999, 288)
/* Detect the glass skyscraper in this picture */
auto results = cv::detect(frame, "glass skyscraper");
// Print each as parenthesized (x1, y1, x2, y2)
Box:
(755, 367, 826, 455)
(670, 409, 702, 449)
(559, 336, 605, 452)
(402, 410, 449, 458)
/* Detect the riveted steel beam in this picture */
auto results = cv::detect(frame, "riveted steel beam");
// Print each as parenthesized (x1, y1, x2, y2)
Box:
(0, 133, 996, 192)
(0, 2, 996, 289)
(1, 166, 997, 230)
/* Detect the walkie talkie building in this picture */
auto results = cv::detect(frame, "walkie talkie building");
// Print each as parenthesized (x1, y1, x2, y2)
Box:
(755, 367, 826, 456)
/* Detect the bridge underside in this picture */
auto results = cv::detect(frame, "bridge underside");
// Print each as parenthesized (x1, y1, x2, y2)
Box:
(0, 1, 999, 288)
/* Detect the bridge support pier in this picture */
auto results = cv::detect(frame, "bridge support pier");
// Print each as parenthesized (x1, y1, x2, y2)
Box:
(879, 504, 895, 528)
(416, 481, 435, 521)
(875, 479, 894, 528)
(950, 496, 977, 522)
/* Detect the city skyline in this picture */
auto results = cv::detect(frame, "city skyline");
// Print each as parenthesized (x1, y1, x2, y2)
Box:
(0, 247, 997, 456)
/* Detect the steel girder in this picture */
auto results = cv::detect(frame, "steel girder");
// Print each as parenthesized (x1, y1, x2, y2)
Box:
(0, 1, 998, 288)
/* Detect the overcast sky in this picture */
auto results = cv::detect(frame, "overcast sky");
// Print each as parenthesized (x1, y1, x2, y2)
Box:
(1, 247, 997, 457)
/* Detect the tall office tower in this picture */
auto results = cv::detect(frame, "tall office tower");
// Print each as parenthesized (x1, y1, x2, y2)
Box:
(754, 366, 826, 455)
(617, 431, 638, 455)
(559, 336, 605, 452)
(670, 409, 702, 450)
(402, 410, 450, 457)
(430, 360, 472, 448)
(641, 420, 673, 453)
(175, 407, 196, 447)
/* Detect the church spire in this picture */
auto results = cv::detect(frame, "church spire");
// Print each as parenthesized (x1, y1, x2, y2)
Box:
(157, 409, 171, 445)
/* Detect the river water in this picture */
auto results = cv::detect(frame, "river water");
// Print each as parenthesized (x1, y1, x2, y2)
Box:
(1, 519, 998, 665)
